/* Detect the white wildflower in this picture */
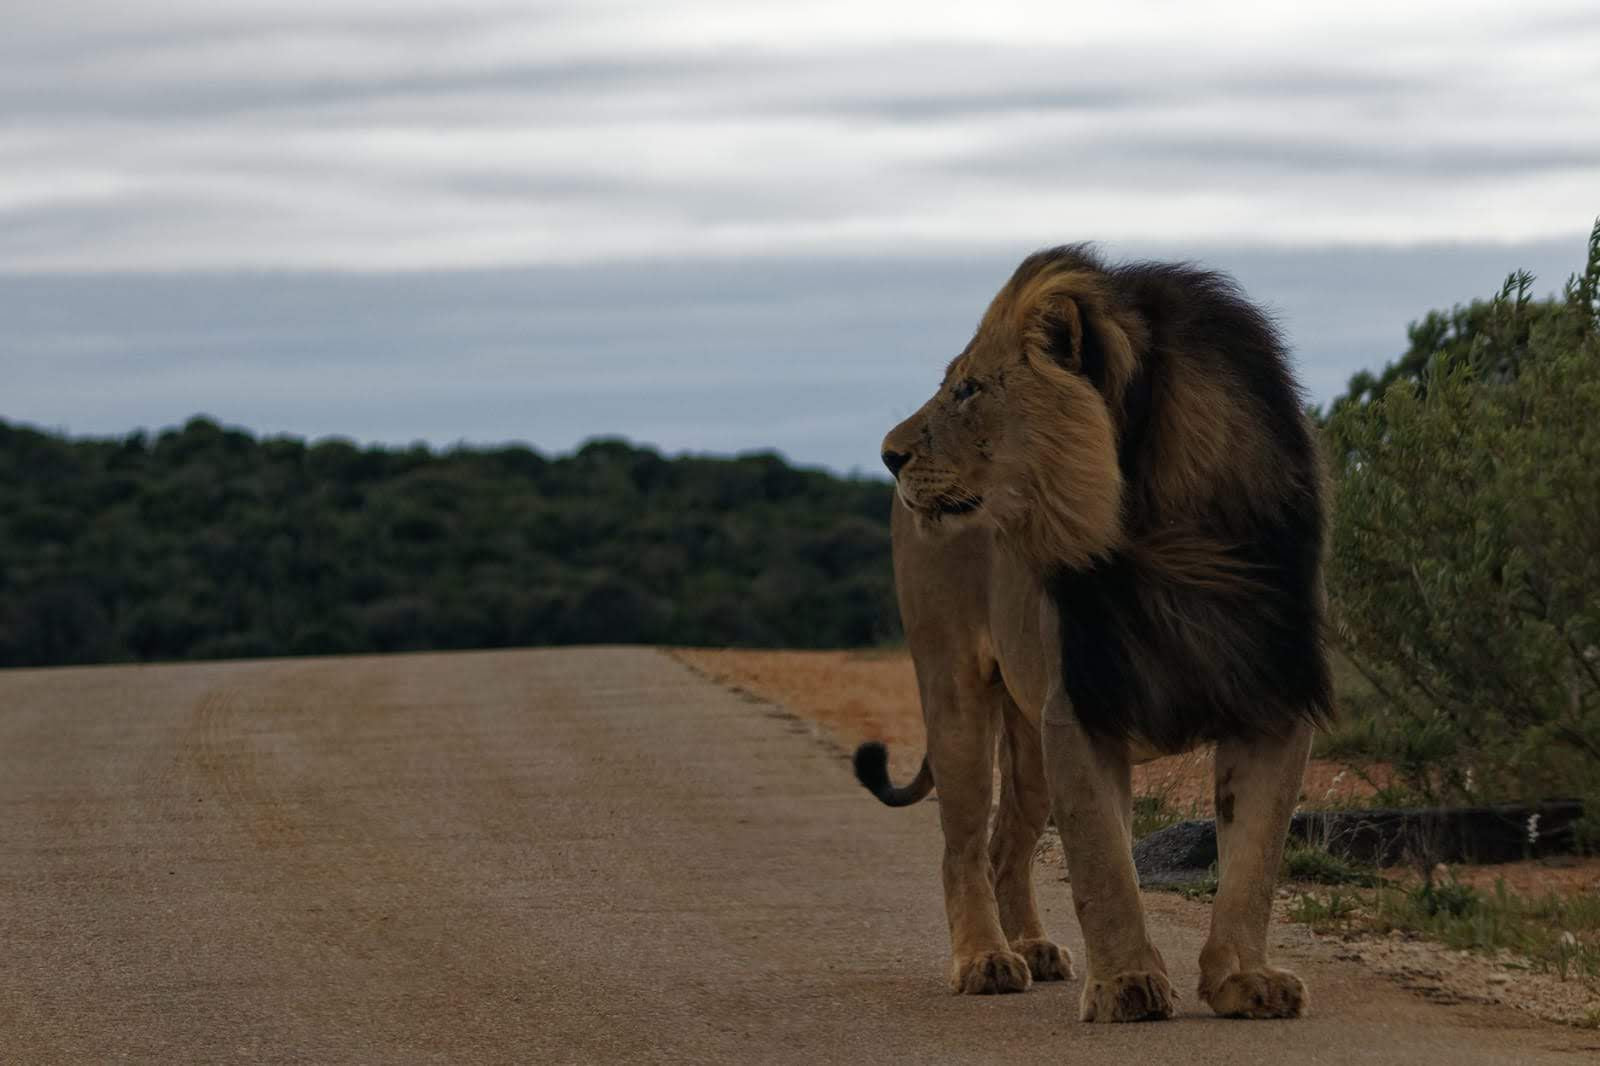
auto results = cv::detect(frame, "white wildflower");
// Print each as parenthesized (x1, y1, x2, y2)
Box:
(1526, 812, 1541, 844)
(1560, 931, 1578, 948)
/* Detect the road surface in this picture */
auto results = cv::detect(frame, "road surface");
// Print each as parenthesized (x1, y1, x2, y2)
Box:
(0, 647, 1590, 1063)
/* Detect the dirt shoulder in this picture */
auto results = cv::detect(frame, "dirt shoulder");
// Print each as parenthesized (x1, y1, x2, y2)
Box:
(670, 647, 1373, 811)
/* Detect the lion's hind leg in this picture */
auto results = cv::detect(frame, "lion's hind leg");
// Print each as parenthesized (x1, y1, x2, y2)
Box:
(924, 670, 1032, 995)
(1199, 721, 1313, 1018)
(990, 690, 1073, 982)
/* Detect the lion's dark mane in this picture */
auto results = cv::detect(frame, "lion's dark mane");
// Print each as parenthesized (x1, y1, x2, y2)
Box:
(1038, 249, 1332, 751)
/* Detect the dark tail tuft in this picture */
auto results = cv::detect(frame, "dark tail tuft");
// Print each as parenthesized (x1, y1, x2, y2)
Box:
(852, 741, 934, 807)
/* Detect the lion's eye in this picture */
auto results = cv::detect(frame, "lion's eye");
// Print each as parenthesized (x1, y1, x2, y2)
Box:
(951, 379, 982, 404)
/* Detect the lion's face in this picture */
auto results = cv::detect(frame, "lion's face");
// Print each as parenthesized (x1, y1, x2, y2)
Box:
(880, 337, 1014, 522)
(881, 254, 1141, 570)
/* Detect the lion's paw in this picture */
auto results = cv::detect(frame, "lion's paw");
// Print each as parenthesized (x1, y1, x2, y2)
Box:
(1079, 970, 1176, 1022)
(949, 949, 1033, 995)
(1201, 968, 1307, 1019)
(1011, 938, 1073, 982)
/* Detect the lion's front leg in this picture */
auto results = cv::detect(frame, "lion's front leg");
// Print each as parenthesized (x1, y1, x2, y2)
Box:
(1199, 722, 1313, 1018)
(1041, 689, 1174, 1022)
(923, 672, 1031, 995)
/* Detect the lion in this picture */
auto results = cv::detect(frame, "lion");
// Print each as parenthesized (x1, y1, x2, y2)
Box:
(854, 245, 1330, 1022)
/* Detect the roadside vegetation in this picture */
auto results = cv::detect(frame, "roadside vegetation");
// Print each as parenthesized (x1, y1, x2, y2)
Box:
(1289, 870, 1600, 989)
(0, 432, 897, 667)
(1132, 793, 1195, 841)
(1316, 219, 1600, 837)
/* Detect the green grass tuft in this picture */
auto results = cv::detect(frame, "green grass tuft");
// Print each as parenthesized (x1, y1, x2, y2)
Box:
(1288, 873, 1600, 981)
(1281, 842, 1381, 887)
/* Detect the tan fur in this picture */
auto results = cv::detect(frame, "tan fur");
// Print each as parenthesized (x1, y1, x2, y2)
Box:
(879, 252, 1314, 1019)
(885, 267, 1133, 572)
(1140, 357, 1283, 524)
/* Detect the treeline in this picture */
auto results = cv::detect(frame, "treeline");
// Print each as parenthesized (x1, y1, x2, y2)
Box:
(0, 425, 898, 667)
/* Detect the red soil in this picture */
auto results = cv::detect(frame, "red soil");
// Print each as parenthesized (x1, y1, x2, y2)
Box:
(670, 647, 1380, 813)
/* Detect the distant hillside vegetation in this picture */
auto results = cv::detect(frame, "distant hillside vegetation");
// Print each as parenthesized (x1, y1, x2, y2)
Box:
(0, 422, 898, 667)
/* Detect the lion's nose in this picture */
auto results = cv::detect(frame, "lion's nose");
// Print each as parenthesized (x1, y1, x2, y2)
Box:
(881, 450, 911, 478)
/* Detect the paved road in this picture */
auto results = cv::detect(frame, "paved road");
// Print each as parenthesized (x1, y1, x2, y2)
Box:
(0, 648, 1590, 1063)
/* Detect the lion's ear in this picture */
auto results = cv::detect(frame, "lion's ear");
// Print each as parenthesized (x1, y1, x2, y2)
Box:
(1025, 291, 1110, 393)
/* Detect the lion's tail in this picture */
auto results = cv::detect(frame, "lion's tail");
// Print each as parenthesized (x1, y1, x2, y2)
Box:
(851, 741, 933, 807)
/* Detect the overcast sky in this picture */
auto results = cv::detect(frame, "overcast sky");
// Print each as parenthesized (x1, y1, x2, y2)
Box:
(4, 1, 1598, 472)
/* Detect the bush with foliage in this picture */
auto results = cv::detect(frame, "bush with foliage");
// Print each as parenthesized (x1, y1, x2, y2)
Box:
(0, 428, 898, 667)
(1325, 220, 1600, 808)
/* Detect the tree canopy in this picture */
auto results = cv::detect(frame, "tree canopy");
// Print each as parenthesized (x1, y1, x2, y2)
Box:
(1325, 219, 1600, 806)
(0, 425, 898, 667)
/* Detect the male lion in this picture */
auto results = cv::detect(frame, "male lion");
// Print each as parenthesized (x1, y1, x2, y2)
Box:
(855, 245, 1329, 1022)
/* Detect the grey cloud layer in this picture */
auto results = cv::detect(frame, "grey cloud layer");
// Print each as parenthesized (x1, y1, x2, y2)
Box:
(3, 2, 1598, 270)
(3, 2, 1597, 469)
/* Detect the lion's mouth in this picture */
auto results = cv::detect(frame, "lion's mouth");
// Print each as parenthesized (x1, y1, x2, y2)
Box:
(896, 480, 984, 519)
(934, 495, 983, 516)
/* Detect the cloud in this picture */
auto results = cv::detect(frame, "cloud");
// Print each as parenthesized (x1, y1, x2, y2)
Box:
(3, 2, 1597, 468)
(1, 1, 1597, 271)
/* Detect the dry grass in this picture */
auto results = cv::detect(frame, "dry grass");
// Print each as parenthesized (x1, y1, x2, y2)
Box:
(671, 646, 1380, 811)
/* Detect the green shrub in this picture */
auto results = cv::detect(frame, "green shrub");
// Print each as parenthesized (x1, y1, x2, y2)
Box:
(1325, 220, 1600, 805)
(1288, 890, 1360, 928)
(1281, 842, 1379, 887)
(1132, 793, 1188, 840)
(1413, 877, 1480, 919)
